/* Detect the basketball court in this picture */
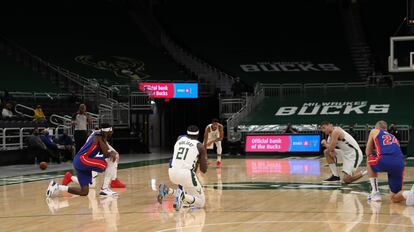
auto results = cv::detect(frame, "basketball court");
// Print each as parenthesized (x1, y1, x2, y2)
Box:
(1, 156, 414, 232)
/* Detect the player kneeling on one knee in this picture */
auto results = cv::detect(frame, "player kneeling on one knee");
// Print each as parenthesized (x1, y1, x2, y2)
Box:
(366, 120, 414, 205)
(61, 139, 126, 190)
(203, 119, 224, 168)
(157, 125, 208, 210)
(320, 121, 366, 184)
(46, 124, 119, 198)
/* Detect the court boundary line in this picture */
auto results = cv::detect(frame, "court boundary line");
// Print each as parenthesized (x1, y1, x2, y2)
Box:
(156, 220, 414, 232)
(0, 158, 170, 186)
(0, 208, 409, 219)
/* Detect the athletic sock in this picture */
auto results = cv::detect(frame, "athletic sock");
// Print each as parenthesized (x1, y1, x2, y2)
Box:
(328, 163, 339, 177)
(361, 170, 368, 176)
(103, 160, 116, 189)
(112, 161, 118, 180)
(71, 176, 79, 184)
(217, 155, 222, 162)
(58, 185, 69, 192)
(370, 178, 379, 193)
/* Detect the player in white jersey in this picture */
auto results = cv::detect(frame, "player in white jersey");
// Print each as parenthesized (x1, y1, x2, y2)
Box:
(157, 125, 208, 211)
(320, 121, 367, 184)
(203, 119, 224, 167)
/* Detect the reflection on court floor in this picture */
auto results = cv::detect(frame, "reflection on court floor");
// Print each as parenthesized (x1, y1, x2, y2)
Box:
(1, 158, 414, 231)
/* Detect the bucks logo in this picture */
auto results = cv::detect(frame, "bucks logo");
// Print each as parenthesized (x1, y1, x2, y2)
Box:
(75, 55, 150, 81)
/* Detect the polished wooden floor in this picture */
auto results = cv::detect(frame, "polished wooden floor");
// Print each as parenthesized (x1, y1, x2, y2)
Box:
(1, 158, 414, 232)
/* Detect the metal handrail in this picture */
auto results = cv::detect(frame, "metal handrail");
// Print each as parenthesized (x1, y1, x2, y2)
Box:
(14, 104, 34, 119)
(226, 88, 265, 137)
(0, 126, 72, 151)
(160, 31, 234, 95)
(394, 80, 414, 86)
(0, 128, 3, 150)
(49, 114, 72, 128)
(0, 35, 116, 107)
(2, 128, 21, 151)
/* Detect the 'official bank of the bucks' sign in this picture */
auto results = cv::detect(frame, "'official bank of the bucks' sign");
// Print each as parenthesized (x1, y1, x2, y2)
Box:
(275, 101, 389, 116)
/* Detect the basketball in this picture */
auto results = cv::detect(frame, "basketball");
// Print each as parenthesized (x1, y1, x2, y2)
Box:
(39, 162, 48, 170)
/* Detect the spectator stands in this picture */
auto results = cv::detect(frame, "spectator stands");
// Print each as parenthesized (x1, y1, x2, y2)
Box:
(157, 0, 358, 86)
(0, 0, 413, 161)
(0, 53, 59, 92)
(0, 0, 189, 88)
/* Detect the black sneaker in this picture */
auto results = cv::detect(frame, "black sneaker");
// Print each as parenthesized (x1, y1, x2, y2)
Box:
(322, 175, 340, 184)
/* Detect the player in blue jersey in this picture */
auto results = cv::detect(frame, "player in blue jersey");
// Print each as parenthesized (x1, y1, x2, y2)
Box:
(46, 123, 118, 198)
(366, 120, 414, 205)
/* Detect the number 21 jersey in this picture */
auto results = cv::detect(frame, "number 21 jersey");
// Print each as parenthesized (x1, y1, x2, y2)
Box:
(171, 136, 200, 170)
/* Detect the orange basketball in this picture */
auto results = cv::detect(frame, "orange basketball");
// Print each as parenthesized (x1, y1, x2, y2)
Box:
(39, 162, 48, 170)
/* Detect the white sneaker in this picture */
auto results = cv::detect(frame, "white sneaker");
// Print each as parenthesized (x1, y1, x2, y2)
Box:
(99, 188, 118, 197)
(368, 191, 382, 202)
(173, 187, 184, 211)
(46, 180, 59, 198)
(405, 185, 414, 206)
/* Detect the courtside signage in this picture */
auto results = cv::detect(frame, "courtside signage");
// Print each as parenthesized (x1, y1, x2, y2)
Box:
(139, 82, 198, 99)
(245, 135, 320, 153)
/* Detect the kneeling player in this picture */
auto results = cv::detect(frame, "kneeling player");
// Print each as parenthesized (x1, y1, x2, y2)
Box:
(320, 121, 366, 184)
(46, 124, 119, 197)
(203, 119, 224, 167)
(61, 142, 126, 189)
(157, 125, 208, 210)
(366, 120, 414, 204)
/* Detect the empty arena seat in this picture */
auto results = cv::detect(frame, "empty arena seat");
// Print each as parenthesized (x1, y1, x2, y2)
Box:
(157, 0, 358, 86)
(0, 53, 59, 92)
(0, 0, 188, 86)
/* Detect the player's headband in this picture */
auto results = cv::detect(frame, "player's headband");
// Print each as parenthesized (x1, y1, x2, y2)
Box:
(187, 130, 199, 135)
(101, 127, 113, 132)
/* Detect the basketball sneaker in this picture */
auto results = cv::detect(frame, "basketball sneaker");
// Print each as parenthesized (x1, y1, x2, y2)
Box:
(100, 188, 119, 197)
(173, 187, 184, 211)
(46, 180, 59, 198)
(405, 185, 414, 206)
(158, 183, 168, 204)
(61, 172, 73, 186)
(216, 161, 222, 167)
(368, 191, 382, 202)
(111, 178, 126, 188)
(322, 175, 340, 184)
